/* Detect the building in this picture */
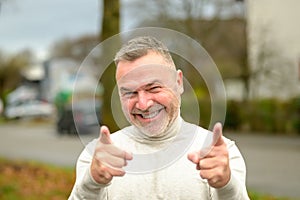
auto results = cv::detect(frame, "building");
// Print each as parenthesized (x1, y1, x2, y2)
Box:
(247, 0, 300, 99)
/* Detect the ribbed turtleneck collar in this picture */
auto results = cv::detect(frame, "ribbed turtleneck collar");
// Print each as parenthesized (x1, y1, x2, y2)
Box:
(126, 114, 182, 145)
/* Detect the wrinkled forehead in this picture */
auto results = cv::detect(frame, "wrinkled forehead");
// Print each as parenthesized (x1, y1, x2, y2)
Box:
(117, 64, 177, 91)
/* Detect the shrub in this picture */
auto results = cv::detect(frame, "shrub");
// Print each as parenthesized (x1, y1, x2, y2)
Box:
(225, 100, 241, 130)
(290, 97, 300, 134)
(224, 98, 300, 134)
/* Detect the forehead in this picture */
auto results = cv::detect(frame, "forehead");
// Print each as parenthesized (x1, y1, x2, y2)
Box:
(117, 64, 177, 91)
(116, 51, 173, 81)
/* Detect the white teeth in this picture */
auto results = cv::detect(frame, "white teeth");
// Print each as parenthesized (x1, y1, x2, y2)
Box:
(141, 111, 159, 119)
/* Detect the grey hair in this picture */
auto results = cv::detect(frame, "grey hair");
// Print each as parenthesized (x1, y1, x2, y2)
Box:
(114, 36, 175, 67)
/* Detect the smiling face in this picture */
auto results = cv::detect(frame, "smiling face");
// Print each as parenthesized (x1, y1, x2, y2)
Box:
(116, 51, 183, 137)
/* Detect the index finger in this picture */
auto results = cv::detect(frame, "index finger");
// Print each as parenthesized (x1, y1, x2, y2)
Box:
(212, 122, 223, 147)
(105, 145, 133, 161)
(197, 123, 223, 158)
(99, 126, 112, 144)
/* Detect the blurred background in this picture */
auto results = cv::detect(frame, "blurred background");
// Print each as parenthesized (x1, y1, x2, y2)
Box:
(0, 0, 299, 199)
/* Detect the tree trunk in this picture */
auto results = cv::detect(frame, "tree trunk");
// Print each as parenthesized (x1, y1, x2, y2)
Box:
(99, 0, 120, 131)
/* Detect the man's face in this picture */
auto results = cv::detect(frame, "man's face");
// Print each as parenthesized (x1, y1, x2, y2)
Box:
(116, 51, 183, 137)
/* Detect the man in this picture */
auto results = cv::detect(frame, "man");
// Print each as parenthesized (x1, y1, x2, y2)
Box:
(69, 36, 249, 199)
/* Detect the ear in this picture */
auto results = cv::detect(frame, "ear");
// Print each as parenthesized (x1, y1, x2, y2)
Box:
(176, 69, 184, 94)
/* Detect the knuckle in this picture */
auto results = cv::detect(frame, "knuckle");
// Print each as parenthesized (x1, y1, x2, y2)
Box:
(200, 170, 209, 180)
(110, 168, 125, 177)
(219, 157, 228, 166)
(216, 169, 222, 177)
(103, 172, 112, 180)
(199, 160, 204, 168)
(99, 163, 108, 172)
(215, 168, 225, 179)
(199, 170, 205, 179)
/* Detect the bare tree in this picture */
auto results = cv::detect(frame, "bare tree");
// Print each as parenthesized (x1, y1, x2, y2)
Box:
(128, 0, 249, 100)
(47, 0, 121, 129)
(49, 34, 98, 62)
(98, 0, 121, 131)
(100, 0, 120, 41)
(0, 50, 32, 110)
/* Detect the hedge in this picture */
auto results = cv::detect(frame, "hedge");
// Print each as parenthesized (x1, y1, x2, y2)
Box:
(224, 97, 300, 134)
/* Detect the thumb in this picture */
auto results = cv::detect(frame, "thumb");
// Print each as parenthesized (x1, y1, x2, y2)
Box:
(212, 122, 223, 146)
(99, 126, 112, 144)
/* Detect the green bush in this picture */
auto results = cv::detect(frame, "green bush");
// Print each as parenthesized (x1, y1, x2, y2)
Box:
(198, 98, 211, 128)
(290, 97, 300, 134)
(224, 98, 300, 134)
(225, 100, 241, 130)
(249, 99, 279, 132)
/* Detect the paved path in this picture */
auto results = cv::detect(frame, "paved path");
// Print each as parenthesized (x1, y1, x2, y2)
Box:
(0, 122, 299, 199)
(0, 121, 88, 167)
(227, 133, 300, 199)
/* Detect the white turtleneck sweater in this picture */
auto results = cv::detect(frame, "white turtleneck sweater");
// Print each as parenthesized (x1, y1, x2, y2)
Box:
(69, 117, 249, 200)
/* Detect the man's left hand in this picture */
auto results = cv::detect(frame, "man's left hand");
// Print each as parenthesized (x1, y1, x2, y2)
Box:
(187, 122, 231, 188)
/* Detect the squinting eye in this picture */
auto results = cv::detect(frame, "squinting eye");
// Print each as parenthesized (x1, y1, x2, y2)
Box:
(123, 91, 137, 98)
(149, 86, 161, 92)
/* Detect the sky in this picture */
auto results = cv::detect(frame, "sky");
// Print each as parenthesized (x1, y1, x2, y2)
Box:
(0, 0, 242, 61)
(0, 0, 138, 60)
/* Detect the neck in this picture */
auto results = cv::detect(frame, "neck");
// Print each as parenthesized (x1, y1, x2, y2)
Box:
(132, 114, 182, 144)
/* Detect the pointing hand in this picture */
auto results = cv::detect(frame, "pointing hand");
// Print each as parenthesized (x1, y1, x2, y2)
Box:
(187, 123, 231, 188)
(90, 126, 133, 184)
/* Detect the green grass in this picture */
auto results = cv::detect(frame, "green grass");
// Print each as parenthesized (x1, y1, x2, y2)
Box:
(248, 191, 293, 200)
(0, 158, 296, 200)
(0, 158, 75, 200)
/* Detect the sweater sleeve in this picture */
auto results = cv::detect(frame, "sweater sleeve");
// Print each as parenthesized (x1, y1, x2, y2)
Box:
(212, 138, 250, 200)
(68, 140, 110, 200)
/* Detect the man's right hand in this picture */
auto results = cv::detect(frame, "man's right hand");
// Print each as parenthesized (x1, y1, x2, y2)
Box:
(90, 126, 133, 184)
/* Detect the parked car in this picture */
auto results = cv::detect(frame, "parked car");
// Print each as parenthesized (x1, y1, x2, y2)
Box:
(5, 100, 54, 119)
(56, 99, 101, 135)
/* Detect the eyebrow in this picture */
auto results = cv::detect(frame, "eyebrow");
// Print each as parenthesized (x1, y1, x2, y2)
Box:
(119, 87, 133, 93)
(119, 80, 162, 93)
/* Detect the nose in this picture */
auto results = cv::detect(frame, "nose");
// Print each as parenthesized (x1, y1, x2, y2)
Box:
(135, 91, 154, 111)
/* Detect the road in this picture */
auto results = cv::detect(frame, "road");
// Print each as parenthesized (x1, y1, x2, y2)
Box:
(0, 121, 299, 199)
(227, 133, 300, 199)
(0, 121, 85, 167)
